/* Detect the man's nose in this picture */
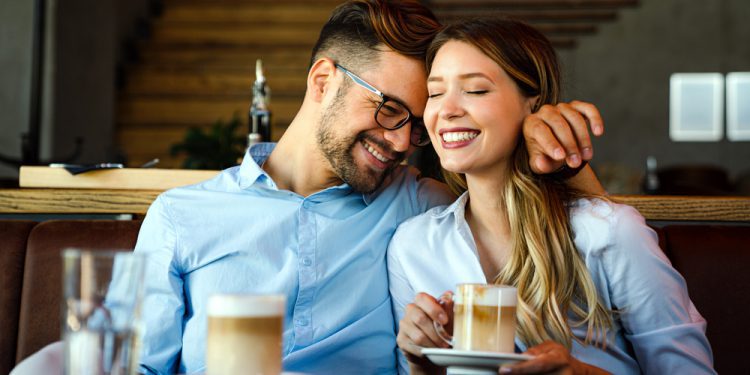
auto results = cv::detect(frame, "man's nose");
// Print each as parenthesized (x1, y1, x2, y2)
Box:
(383, 123, 411, 153)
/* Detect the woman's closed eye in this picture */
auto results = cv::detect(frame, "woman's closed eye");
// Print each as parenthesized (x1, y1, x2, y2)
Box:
(427, 92, 444, 99)
(466, 90, 489, 95)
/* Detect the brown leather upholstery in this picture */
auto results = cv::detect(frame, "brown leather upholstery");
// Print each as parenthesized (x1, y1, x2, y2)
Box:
(660, 225, 750, 375)
(15, 220, 142, 363)
(2, 218, 747, 372)
(0, 220, 36, 375)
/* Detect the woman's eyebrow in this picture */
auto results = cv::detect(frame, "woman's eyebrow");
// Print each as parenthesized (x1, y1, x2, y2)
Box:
(427, 72, 493, 82)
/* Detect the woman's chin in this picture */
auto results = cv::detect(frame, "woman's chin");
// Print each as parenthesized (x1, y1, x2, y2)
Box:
(439, 161, 471, 175)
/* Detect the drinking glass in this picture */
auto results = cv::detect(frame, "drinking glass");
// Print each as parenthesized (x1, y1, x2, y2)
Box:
(62, 249, 146, 375)
(434, 284, 518, 352)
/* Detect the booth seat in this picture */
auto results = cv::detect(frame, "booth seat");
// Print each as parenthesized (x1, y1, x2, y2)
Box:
(0, 219, 142, 375)
(0, 219, 747, 374)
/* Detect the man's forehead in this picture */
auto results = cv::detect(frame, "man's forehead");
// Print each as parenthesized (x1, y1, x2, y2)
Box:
(363, 52, 428, 114)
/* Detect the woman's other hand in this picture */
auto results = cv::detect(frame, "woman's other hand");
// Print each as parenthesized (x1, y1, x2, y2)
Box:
(500, 341, 610, 375)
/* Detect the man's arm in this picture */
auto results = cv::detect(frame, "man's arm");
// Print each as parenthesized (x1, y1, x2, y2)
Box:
(522, 100, 607, 195)
(134, 195, 186, 374)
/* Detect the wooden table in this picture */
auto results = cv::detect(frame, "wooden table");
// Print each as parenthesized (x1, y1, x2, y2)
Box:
(1, 188, 749, 221)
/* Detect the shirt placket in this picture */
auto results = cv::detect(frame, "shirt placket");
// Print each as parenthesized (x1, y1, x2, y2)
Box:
(292, 199, 317, 347)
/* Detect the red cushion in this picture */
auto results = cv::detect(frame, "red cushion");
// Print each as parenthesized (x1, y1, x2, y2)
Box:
(661, 225, 750, 374)
(0, 220, 36, 375)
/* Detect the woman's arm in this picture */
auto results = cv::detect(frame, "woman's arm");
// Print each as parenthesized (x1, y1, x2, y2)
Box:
(603, 204, 715, 374)
(388, 229, 451, 375)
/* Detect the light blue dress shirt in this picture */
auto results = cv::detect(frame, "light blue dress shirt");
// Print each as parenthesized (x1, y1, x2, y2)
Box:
(388, 193, 715, 374)
(134, 144, 454, 374)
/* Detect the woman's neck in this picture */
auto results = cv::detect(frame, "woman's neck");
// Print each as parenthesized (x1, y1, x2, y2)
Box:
(464, 168, 513, 281)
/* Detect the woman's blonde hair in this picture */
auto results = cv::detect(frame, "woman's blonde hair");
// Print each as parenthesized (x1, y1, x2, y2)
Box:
(426, 18, 611, 348)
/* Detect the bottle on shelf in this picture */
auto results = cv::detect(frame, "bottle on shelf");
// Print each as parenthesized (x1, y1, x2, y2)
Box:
(248, 59, 272, 148)
(643, 155, 660, 194)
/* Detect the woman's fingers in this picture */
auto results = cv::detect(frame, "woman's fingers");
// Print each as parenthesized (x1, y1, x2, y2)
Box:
(501, 341, 573, 374)
(397, 292, 453, 356)
(407, 297, 451, 348)
(415, 292, 449, 325)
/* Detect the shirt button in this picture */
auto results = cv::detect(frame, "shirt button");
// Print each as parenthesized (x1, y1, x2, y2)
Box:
(301, 257, 312, 266)
(296, 318, 309, 326)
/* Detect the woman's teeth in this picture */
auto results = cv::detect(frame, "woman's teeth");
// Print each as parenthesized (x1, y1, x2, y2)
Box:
(363, 141, 389, 163)
(442, 131, 479, 143)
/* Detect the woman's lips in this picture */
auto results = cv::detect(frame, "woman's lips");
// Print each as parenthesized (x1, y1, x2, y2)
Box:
(439, 128, 480, 149)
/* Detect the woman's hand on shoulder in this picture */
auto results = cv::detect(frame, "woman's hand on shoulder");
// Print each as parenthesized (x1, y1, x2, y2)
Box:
(500, 341, 610, 375)
(397, 292, 453, 369)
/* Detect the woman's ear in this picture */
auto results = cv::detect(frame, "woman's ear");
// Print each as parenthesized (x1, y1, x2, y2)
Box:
(526, 95, 541, 113)
(307, 58, 337, 102)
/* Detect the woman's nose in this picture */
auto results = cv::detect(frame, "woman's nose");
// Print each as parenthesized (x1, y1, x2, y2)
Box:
(439, 92, 465, 120)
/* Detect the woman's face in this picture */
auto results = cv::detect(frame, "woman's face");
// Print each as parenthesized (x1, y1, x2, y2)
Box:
(425, 40, 536, 177)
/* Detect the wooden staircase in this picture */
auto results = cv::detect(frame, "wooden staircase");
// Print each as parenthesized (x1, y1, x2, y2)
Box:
(117, 0, 340, 168)
(116, 0, 637, 168)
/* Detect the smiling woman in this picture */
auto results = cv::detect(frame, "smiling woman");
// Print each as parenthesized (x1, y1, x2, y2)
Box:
(388, 17, 716, 375)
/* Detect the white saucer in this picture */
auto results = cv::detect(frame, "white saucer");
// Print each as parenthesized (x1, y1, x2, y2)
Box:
(422, 348, 532, 375)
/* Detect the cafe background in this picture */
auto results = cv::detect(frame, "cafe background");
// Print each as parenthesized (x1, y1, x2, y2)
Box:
(1, 0, 749, 194)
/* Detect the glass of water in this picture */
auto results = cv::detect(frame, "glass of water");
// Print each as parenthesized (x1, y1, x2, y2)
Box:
(62, 249, 146, 375)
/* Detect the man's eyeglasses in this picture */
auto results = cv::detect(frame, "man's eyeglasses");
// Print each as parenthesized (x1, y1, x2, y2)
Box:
(335, 63, 430, 147)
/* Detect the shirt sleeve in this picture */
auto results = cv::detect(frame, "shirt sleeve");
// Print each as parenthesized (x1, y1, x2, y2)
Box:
(134, 195, 186, 375)
(387, 226, 418, 375)
(602, 204, 715, 374)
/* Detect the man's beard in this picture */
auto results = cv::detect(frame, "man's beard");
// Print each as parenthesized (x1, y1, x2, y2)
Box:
(316, 87, 402, 193)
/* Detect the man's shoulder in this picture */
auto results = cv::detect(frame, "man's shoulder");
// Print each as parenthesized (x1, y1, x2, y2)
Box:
(377, 166, 454, 207)
(159, 166, 241, 197)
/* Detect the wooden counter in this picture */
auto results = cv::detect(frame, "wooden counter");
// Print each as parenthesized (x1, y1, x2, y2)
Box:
(1, 188, 749, 221)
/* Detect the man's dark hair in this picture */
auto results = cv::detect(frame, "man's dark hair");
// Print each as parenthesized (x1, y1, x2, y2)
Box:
(310, 0, 440, 72)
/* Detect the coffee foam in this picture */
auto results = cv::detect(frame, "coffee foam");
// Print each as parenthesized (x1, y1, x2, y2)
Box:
(455, 285, 517, 306)
(207, 294, 285, 317)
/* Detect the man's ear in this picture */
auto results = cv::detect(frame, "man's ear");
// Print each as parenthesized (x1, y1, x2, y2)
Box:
(307, 58, 337, 102)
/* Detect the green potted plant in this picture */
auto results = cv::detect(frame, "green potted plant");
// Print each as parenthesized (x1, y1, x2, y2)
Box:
(170, 116, 246, 170)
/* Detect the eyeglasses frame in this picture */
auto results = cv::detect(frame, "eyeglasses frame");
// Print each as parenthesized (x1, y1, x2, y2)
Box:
(334, 63, 430, 147)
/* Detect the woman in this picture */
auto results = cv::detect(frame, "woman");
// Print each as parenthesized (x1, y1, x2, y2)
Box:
(387, 18, 714, 374)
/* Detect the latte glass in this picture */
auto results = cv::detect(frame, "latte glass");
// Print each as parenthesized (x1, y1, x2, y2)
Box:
(206, 294, 286, 375)
(435, 284, 517, 352)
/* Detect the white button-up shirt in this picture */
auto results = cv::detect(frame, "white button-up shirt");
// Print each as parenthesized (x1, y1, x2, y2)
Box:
(388, 193, 715, 374)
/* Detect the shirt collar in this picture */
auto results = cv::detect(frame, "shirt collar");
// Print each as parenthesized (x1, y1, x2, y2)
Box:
(432, 190, 470, 230)
(237, 143, 369, 205)
(238, 143, 276, 190)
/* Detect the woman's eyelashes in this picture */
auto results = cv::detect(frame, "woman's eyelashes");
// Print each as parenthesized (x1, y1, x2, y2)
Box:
(428, 89, 488, 99)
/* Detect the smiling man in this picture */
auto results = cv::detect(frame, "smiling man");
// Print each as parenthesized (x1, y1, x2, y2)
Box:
(133, 1, 605, 374)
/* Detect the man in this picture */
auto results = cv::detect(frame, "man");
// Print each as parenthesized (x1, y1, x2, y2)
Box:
(135, 1, 605, 373)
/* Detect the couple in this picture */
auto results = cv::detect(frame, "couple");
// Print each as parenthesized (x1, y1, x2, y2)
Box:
(132, 1, 712, 374)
